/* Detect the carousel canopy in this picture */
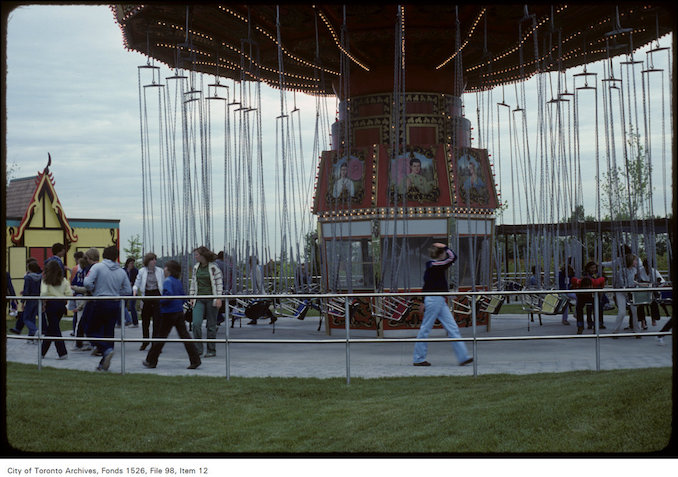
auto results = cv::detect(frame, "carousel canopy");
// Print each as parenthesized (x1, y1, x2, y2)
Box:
(112, 3, 675, 96)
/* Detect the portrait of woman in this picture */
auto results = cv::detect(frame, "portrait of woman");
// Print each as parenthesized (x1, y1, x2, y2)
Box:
(457, 152, 488, 205)
(329, 155, 364, 202)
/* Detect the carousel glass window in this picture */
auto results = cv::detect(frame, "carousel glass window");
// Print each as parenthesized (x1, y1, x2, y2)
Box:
(326, 239, 374, 290)
(457, 235, 492, 288)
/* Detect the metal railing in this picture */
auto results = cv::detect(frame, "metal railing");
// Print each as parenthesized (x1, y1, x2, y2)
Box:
(5, 287, 673, 384)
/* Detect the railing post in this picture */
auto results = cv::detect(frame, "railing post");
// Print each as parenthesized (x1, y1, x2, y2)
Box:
(345, 296, 351, 385)
(120, 298, 126, 375)
(37, 298, 43, 371)
(471, 294, 478, 378)
(594, 291, 600, 371)
(225, 297, 231, 381)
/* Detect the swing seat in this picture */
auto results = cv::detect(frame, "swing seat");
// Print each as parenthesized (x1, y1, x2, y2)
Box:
(522, 293, 570, 329)
(283, 298, 321, 320)
(325, 297, 358, 321)
(228, 301, 247, 328)
(245, 300, 275, 320)
(658, 288, 672, 305)
(370, 296, 413, 322)
(521, 293, 543, 314)
(479, 295, 505, 315)
(630, 290, 653, 306)
(451, 297, 472, 315)
(292, 299, 311, 320)
(540, 293, 563, 314)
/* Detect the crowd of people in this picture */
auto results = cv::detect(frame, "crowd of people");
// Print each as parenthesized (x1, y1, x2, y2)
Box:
(6, 241, 673, 373)
(6, 242, 266, 371)
(551, 246, 673, 343)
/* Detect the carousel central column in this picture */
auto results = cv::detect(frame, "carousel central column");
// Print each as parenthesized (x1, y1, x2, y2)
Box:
(314, 56, 498, 335)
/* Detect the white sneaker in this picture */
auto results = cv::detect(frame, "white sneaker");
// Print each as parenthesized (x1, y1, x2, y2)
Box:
(57, 354, 68, 360)
(656, 337, 665, 346)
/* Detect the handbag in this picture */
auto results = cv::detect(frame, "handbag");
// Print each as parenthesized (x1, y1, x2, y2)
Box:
(183, 303, 193, 323)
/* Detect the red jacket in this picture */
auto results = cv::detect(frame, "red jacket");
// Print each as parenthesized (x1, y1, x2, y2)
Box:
(570, 276, 605, 289)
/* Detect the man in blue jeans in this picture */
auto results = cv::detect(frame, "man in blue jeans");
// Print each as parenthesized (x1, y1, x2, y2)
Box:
(413, 242, 473, 367)
(84, 246, 132, 371)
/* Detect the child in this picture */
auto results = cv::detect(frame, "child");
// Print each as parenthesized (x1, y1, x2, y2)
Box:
(40, 259, 73, 359)
(9, 260, 42, 339)
(6, 271, 18, 317)
(571, 261, 607, 334)
(143, 260, 201, 370)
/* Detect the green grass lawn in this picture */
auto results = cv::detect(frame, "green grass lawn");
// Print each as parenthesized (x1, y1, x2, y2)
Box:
(5, 363, 671, 454)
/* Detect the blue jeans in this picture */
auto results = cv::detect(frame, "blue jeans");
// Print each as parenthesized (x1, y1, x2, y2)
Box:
(88, 300, 120, 353)
(192, 298, 218, 355)
(127, 299, 138, 325)
(413, 296, 470, 364)
(15, 301, 40, 335)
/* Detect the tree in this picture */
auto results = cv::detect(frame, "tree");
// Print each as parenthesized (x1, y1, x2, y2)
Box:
(6, 161, 19, 186)
(124, 234, 143, 268)
(562, 204, 595, 224)
(601, 129, 651, 221)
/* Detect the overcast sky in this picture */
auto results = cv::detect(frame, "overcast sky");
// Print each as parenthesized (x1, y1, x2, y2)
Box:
(4, 4, 673, 260)
(5, 4, 326, 258)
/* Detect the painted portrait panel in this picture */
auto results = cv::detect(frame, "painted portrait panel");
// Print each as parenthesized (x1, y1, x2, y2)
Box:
(457, 150, 489, 206)
(326, 153, 365, 204)
(388, 148, 439, 203)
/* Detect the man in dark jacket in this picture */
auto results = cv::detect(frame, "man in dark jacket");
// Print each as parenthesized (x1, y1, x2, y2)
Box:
(413, 243, 473, 367)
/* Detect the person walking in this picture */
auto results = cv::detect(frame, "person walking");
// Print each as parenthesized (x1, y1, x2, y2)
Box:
(133, 252, 164, 351)
(6, 271, 18, 318)
(71, 248, 100, 352)
(9, 260, 42, 338)
(124, 258, 139, 327)
(40, 259, 73, 359)
(67, 251, 84, 335)
(142, 260, 201, 369)
(83, 246, 132, 371)
(45, 242, 67, 277)
(413, 242, 473, 367)
(189, 246, 223, 358)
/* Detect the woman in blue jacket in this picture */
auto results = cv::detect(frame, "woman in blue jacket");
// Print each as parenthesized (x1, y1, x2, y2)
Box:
(142, 260, 201, 370)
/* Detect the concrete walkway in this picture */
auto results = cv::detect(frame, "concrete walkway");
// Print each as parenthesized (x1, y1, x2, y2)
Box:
(6, 312, 673, 378)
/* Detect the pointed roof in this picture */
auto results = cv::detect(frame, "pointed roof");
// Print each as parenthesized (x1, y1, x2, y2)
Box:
(8, 155, 78, 245)
(5, 175, 39, 219)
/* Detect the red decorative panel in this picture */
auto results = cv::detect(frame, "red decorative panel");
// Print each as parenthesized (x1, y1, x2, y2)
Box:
(358, 103, 384, 117)
(406, 101, 434, 115)
(407, 126, 437, 145)
(354, 128, 381, 148)
(313, 147, 374, 213)
(29, 247, 50, 269)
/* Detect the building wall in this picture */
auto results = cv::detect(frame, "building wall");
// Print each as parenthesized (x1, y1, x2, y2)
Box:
(6, 201, 119, 295)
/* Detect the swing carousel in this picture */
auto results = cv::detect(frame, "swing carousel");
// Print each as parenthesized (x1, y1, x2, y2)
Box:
(112, 4, 674, 335)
